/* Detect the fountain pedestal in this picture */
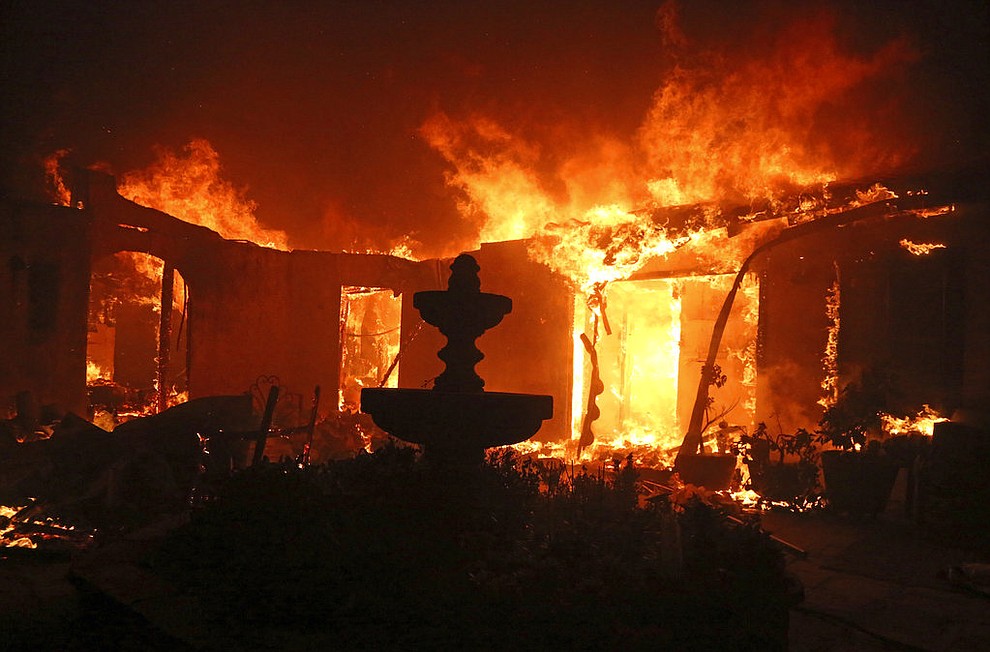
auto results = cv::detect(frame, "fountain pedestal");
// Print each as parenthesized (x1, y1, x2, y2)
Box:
(361, 254, 553, 464)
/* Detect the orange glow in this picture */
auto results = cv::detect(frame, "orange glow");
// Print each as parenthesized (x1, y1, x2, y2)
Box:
(43, 149, 73, 207)
(119, 139, 289, 250)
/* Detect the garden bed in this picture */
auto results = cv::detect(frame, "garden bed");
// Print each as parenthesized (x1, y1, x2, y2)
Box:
(148, 446, 797, 649)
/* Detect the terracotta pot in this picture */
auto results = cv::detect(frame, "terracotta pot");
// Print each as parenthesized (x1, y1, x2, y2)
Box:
(675, 453, 737, 490)
(821, 450, 898, 516)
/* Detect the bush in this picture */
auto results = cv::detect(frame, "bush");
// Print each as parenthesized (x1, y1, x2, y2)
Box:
(150, 446, 793, 649)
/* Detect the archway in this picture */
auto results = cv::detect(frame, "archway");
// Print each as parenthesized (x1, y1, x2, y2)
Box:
(86, 251, 189, 427)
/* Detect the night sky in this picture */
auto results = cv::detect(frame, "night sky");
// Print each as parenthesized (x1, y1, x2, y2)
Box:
(2, 1, 987, 256)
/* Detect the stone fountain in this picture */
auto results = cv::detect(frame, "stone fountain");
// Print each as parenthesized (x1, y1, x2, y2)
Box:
(360, 254, 553, 464)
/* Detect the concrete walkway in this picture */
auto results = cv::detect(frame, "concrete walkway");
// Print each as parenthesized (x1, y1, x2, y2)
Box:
(763, 509, 990, 651)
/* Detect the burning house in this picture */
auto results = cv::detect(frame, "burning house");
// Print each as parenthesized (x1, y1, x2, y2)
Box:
(3, 159, 988, 466)
(3, 3, 990, 648)
(0, 1, 986, 508)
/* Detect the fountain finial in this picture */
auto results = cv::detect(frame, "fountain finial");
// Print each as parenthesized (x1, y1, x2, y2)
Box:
(447, 253, 481, 294)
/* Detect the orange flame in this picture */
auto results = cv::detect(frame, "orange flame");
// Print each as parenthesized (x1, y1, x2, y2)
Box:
(0, 505, 37, 549)
(899, 239, 947, 256)
(882, 405, 948, 437)
(819, 270, 841, 409)
(119, 139, 289, 250)
(640, 12, 914, 207)
(43, 149, 73, 207)
(422, 7, 916, 298)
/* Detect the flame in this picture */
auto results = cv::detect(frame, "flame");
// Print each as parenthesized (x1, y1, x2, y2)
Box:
(1, 505, 37, 549)
(86, 360, 110, 383)
(118, 139, 289, 249)
(912, 205, 955, 219)
(882, 405, 948, 437)
(819, 270, 841, 408)
(734, 278, 761, 418)
(641, 9, 916, 205)
(43, 149, 73, 207)
(852, 183, 898, 207)
(422, 6, 916, 309)
(561, 272, 758, 467)
(899, 239, 947, 256)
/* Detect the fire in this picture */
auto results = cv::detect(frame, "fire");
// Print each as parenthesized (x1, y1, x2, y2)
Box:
(43, 149, 73, 207)
(819, 270, 841, 409)
(421, 4, 917, 302)
(899, 239, 947, 256)
(0, 505, 37, 549)
(338, 287, 402, 410)
(852, 183, 898, 207)
(418, 14, 926, 484)
(882, 405, 948, 437)
(118, 139, 289, 250)
(86, 360, 110, 383)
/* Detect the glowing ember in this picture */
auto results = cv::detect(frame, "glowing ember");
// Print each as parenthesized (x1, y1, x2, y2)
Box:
(899, 239, 947, 256)
(119, 139, 289, 250)
(0, 505, 37, 549)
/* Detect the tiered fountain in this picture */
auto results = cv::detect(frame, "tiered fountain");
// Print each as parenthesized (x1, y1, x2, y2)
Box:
(360, 254, 553, 464)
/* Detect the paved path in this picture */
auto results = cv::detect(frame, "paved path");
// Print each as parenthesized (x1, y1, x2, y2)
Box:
(763, 509, 990, 651)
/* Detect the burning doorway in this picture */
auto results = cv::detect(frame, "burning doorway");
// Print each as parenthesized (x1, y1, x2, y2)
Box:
(86, 251, 188, 426)
(572, 273, 759, 464)
(338, 287, 402, 412)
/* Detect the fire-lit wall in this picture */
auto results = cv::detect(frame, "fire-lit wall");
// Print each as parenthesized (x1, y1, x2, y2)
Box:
(0, 201, 92, 416)
(2, 172, 434, 426)
(754, 199, 990, 431)
(182, 244, 428, 418)
(754, 235, 836, 433)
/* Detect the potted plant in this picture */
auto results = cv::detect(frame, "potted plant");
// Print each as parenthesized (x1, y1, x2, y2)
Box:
(675, 364, 739, 490)
(737, 423, 820, 509)
(816, 370, 899, 516)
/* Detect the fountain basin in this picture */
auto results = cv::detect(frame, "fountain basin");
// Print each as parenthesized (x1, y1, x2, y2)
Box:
(361, 387, 553, 451)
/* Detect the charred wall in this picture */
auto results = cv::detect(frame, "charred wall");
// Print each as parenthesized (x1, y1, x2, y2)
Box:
(0, 200, 92, 416)
(183, 244, 427, 416)
(2, 173, 432, 424)
(755, 200, 990, 432)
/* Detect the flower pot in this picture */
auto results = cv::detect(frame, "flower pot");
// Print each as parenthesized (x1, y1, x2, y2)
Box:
(821, 450, 898, 516)
(748, 461, 818, 505)
(675, 453, 737, 490)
